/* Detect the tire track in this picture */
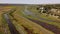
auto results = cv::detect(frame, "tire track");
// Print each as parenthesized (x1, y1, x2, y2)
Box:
(3, 14, 20, 34)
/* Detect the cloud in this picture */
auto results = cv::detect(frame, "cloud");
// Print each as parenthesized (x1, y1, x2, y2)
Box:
(0, 0, 60, 4)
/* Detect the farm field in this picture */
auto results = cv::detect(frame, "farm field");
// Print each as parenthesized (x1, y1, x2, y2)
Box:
(0, 4, 60, 34)
(11, 9, 54, 34)
(0, 6, 15, 34)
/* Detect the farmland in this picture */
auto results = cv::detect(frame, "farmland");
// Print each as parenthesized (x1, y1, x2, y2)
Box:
(0, 6, 15, 34)
(0, 4, 60, 34)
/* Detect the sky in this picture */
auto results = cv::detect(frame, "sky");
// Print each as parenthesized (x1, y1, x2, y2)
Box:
(0, 0, 60, 4)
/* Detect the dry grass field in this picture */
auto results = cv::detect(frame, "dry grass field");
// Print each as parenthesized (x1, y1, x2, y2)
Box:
(11, 10, 54, 34)
(0, 5, 60, 34)
(0, 6, 16, 34)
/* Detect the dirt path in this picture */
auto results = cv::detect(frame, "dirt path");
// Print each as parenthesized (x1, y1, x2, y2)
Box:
(27, 18, 60, 34)
(3, 14, 19, 34)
